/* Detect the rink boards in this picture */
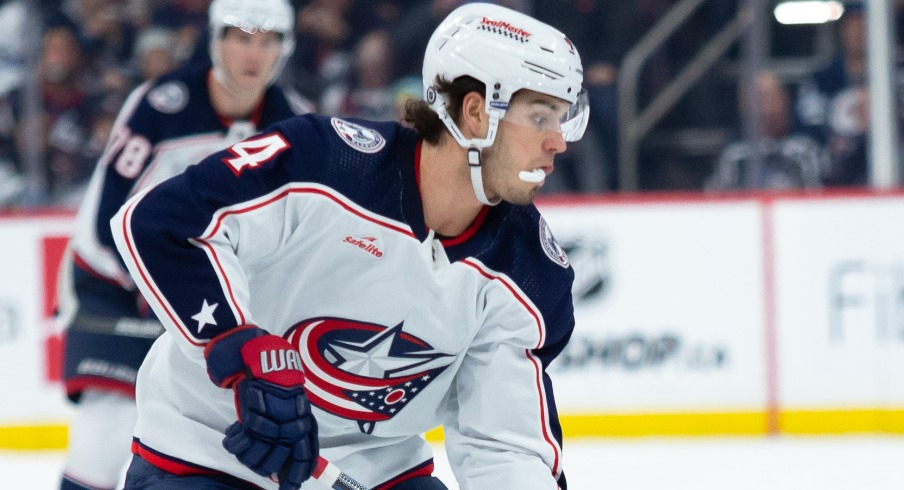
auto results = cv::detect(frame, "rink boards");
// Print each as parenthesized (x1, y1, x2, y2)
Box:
(3, 191, 904, 448)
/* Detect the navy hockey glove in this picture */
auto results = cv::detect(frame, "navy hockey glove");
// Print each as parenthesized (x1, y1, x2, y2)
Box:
(205, 325, 319, 490)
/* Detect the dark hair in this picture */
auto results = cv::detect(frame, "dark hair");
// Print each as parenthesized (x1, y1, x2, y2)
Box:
(403, 76, 486, 144)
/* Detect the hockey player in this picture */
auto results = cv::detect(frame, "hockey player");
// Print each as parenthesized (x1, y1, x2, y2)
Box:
(111, 3, 588, 489)
(56, 1, 308, 489)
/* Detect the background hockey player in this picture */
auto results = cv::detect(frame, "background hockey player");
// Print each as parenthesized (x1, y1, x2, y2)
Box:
(111, 3, 588, 489)
(56, 1, 307, 488)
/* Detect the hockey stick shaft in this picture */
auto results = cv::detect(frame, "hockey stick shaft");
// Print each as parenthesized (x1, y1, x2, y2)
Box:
(313, 456, 369, 490)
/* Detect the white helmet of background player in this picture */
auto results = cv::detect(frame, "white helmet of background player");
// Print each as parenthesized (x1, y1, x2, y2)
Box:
(208, 0, 296, 85)
(422, 3, 588, 204)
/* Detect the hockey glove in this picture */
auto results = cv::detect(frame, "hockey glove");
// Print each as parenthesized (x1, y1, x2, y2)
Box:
(205, 325, 319, 490)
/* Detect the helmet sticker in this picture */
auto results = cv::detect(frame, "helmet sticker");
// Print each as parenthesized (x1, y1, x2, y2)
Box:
(539, 217, 569, 268)
(331, 118, 386, 154)
(478, 17, 531, 43)
(148, 81, 189, 114)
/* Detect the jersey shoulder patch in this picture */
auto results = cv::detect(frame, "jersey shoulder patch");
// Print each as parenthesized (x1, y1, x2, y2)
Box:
(331, 117, 386, 154)
(539, 216, 569, 268)
(147, 80, 189, 114)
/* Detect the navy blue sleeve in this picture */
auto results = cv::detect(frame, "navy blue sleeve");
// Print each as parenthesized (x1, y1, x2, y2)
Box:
(117, 116, 329, 342)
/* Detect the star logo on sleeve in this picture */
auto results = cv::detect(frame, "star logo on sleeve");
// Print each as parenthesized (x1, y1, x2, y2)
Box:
(191, 299, 218, 333)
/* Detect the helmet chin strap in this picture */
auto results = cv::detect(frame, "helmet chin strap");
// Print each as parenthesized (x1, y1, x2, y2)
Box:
(468, 148, 500, 206)
(435, 103, 503, 206)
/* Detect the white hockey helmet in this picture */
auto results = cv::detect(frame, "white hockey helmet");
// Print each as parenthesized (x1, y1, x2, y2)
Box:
(422, 2, 588, 150)
(208, 0, 296, 85)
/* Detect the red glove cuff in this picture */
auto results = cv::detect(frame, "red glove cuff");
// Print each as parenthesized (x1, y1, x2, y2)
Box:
(239, 334, 306, 388)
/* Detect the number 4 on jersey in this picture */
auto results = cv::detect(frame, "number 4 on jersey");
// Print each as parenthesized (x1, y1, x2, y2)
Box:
(222, 133, 290, 176)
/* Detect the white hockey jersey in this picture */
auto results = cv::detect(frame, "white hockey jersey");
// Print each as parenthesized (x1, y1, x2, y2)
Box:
(111, 114, 576, 489)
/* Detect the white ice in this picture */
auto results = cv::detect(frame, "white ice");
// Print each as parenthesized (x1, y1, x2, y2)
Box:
(4, 436, 903, 489)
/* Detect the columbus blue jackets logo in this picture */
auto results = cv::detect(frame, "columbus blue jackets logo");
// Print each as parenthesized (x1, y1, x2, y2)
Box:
(286, 318, 453, 434)
(147, 81, 189, 114)
(539, 217, 569, 268)
(331, 118, 386, 153)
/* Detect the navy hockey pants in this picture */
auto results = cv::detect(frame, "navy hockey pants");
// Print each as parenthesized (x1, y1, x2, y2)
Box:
(124, 453, 448, 489)
(123, 455, 262, 489)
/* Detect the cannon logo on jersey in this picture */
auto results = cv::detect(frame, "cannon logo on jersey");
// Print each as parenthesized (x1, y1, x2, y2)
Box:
(331, 118, 386, 154)
(286, 318, 452, 434)
(148, 81, 189, 114)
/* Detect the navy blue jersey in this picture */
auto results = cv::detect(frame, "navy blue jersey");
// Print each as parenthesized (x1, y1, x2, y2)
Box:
(113, 115, 575, 488)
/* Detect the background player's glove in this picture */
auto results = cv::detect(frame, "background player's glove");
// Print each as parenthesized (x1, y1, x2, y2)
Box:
(205, 325, 318, 490)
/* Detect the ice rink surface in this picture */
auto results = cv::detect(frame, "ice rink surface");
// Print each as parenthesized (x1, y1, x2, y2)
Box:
(3, 435, 904, 489)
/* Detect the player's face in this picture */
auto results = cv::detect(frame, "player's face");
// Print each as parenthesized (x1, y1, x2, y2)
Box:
(217, 27, 283, 93)
(482, 91, 568, 205)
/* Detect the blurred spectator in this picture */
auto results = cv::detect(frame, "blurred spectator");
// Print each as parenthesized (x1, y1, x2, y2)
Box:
(122, 0, 153, 30)
(149, 0, 211, 65)
(131, 26, 178, 81)
(63, 0, 137, 75)
(0, 96, 24, 206)
(0, 0, 25, 207)
(795, 3, 872, 187)
(0, 20, 108, 207)
(0, 0, 24, 94)
(372, 0, 412, 26)
(320, 29, 396, 120)
(58, 0, 137, 150)
(284, 0, 385, 103)
(708, 71, 826, 190)
(390, 0, 465, 80)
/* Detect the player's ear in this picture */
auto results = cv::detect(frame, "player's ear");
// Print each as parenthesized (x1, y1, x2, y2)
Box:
(461, 91, 488, 139)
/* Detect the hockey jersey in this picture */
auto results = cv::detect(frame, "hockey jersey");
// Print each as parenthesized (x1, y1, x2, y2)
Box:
(111, 114, 576, 489)
(61, 63, 305, 318)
